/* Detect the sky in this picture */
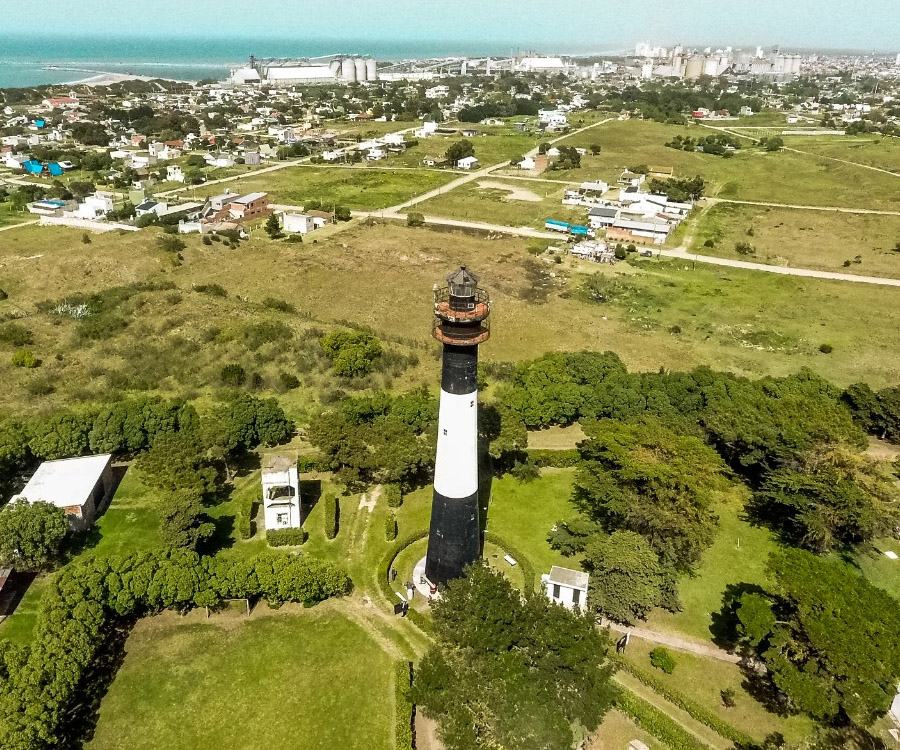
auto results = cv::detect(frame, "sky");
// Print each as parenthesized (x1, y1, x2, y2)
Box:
(3, 0, 898, 52)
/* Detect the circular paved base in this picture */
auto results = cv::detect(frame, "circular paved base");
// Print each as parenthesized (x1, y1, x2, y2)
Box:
(411, 555, 441, 602)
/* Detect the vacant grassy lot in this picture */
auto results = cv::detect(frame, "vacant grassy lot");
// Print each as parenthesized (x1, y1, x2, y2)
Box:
(0, 202, 31, 228)
(782, 133, 900, 174)
(692, 202, 900, 277)
(191, 164, 457, 211)
(392, 127, 542, 168)
(416, 178, 588, 229)
(3, 221, 900, 422)
(554, 119, 900, 209)
(86, 607, 395, 750)
(329, 119, 421, 138)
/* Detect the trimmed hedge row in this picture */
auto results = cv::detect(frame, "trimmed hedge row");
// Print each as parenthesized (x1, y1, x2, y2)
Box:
(385, 484, 403, 508)
(323, 494, 339, 539)
(525, 448, 581, 468)
(237, 491, 257, 540)
(616, 658, 755, 747)
(385, 515, 398, 541)
(267, 528, 308, 547)
(615, 687, 710, 750)
(483, 532, 536, 592)
(395, 660, 414, 750)
(0, 550, 350, 749)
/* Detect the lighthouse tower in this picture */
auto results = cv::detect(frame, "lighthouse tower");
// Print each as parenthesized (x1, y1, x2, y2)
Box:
(425, 267, 491, 586)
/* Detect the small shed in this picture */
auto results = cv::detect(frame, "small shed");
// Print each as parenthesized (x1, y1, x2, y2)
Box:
(11, 454, 113, 530)
(542, 566, 589, 611)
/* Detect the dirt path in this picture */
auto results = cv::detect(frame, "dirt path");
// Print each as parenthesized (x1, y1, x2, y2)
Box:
(601, 619, 740, 664)
(476, 180, 543, 201)
(708, 196, 900, 216)
(0, 220, 39, 232)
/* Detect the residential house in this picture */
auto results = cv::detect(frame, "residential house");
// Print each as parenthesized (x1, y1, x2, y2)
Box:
(607, 218, 672, 246)
(456, 155, 479, 170)
(70, 192, 115, 220)
(167, 165, 186, 183)
(517, 156, 536, 170)
(588, 206, 620, 229)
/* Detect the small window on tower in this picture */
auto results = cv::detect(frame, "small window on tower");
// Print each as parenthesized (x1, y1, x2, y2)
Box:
(443, 428, 448, 436)
(470, 400, 474, 407)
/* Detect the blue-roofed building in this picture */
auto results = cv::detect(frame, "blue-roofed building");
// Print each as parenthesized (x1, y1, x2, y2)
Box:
(48, 163, 64, 177)
(23, 160, 43, 174)
(35, 119, 46, 129)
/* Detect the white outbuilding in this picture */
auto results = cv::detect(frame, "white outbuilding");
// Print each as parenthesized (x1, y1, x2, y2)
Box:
(542, 566, 589, 611)
(262, 455, 301, 531)
(11, 454, 113, 530)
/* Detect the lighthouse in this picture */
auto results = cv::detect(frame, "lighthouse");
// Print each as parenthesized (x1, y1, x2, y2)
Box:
(425, 267, 491, 586)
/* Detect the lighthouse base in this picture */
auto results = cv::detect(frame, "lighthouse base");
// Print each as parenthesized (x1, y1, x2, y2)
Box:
(424, 490, 480, 586)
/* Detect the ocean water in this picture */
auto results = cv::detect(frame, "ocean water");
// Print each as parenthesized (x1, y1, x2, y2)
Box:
(0, 35, 607, 89)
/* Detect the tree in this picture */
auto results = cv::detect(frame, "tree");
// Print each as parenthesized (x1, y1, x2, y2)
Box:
(734, 549, 900, 726)
(413, 564, 616, 750)
(136, 431, 218, 497)
(406, 211, 425, 227)
(0, 501, 68, 571)
(264, 213, 283, 239)
(590, 143, 602, 155)
(574, 418, 726, 570)
(445, 138, 475, 165)
(157, 490, 214, 551)
(157, 234, 186, 253)
(753, 444, 900, 552)
(320, 329, 382, 377)
(582, 530, 672, 624)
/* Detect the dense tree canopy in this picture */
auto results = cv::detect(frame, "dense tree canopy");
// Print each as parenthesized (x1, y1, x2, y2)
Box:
(308, 389, 436, 489)
(0, 501, 68, 571)
(320, 329, 383, 377)
(582, 530, 675, 624)
(413, 564, 615, 750)
(574, 418, 727, 570)
(753, 444, 900, 552)
(734, 549, 900, 726)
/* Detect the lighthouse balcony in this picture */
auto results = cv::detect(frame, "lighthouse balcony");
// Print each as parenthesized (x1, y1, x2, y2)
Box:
(432, 318, 490, 345)
(433, 287, 490, 322)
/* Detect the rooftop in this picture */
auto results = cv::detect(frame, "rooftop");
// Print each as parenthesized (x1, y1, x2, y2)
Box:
(547, 566, 589, 590)
(262, 454, 296, 473)
(12, 454, 112, 508)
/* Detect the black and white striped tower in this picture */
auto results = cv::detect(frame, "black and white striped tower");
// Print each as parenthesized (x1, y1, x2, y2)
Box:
(425, 267, 491, 586)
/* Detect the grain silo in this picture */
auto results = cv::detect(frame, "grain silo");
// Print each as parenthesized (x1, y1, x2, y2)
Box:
(792, 55, 803, 74)
(341, 57, 357, 83)
(355, 58, 367, 82)
(366, 58, 378, 81)
(329, 59, 342, 77)
(684, 55, 704, 80)
(703, 57, 718, 76)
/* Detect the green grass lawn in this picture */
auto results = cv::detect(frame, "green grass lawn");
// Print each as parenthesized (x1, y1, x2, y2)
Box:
(782, 133, 900, 173)
(587, 708, 662, 750)
(485, 468, 577, 586)
(0, 202, 31, 228)
(85, 607, 395, 750)
(329, 119, 421, 138)
(692, 202, 900, 278)
(416, 178, 588, 229)
(392, 128, 543, 168)
(620, 639, 815, 745)
(552, 119, 900, 210)
(192, 164, 457, 211)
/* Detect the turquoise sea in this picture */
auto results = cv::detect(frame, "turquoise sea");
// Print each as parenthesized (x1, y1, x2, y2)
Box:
(0, 35, 615, 89)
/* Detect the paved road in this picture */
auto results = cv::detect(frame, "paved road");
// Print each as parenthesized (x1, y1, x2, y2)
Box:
(600, 618, 741, 664)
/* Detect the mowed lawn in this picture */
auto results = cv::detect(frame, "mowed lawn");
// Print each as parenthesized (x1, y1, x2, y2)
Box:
(191, 165, 457, 211)
(692, 202, 900, 278)
(86, 608, 395, 750)
(552, 119, 900, 210)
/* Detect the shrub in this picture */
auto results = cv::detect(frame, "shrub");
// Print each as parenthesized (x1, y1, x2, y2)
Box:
(81, 232, 92, 244)
(395, 661, 414, 750)
(721, 688, 736, 708)
(819, 343, 834, 354)
(220, 363, 246, 387)
(0, 322, 33, 346)
(157, 234, 186, 253)
(323, 494, 339, 539)
(650, 647, 676, 674)
(0, 289, 7, 301)
(202, 235, 213, 245)
(510, 459, 540, 482)
(267, 527, 308, 546)
(194, 283, 228, 297)
(406, 212, 425, 227)
(11, 349, 37, 368)
(703, 239, 715, 248)
(734, 241, 754, 256)
(262, 297, 296, 313)
(237, 491, 258, 540)
(279, 372, 300, 390)
(526, 449, 580, 468)
(320, 329, 382, 377)
(385, 484, 403, 508)
(385, 514, 398, 541)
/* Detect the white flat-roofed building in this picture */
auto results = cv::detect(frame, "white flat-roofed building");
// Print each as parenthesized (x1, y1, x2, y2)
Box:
(542, 566, 589, 611)
(262, 454, 301, 531)
(11, 454, 113, 530)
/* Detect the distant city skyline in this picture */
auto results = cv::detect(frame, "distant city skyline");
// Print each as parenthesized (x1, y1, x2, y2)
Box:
(5, 0, 900, 52)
